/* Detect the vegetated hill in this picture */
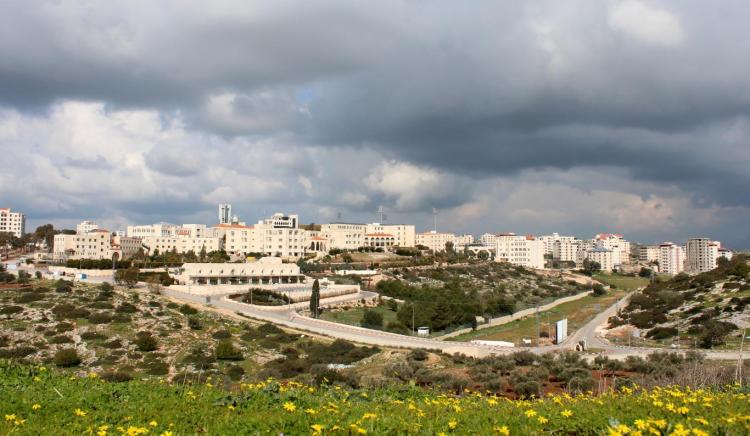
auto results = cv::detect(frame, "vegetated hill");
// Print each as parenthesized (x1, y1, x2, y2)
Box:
(373, 262, 590, 333)
(608, 254, 750, 348)
(2, 360, 750, 435)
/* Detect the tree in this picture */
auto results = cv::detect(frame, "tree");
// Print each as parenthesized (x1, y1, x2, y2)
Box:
(582, 259, 601, 276)
(592, 283, 607, 296)
(114, 267, 139, 288)
(199, 246, 207, 262)
(478, 250, 490, 261)
(444, 241, 455, 254)
(638, 267, 653, 278)
(310, 279, 320, 318)
(360, 309, 384, 329)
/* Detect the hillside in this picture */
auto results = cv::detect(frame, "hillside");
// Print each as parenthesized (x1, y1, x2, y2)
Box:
(608, 254, 750, 349)
(2, 361, 749, 435)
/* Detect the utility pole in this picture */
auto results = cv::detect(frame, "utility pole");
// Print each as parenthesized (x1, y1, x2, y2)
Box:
(412, 304, 415, 336)
(535, 306, 540, 347)
(432, 208, 438, 232)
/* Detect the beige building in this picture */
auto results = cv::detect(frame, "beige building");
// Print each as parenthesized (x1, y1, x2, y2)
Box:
(586, 247, 614, 271)
(658, 242, 685, 276)
(454, 234, 475, 249)
(76, 220, 99, 235)
(126, 222, 177, 238)
(639, 245, 660, 263)
(495, 234, 545, 269)
(321, 222, 416, 251)
(174, 257, 304, 285)
(594, 233, 631, 265)
(540, 233, 577, 256)
(141, 235, 222, 256)
(552, 238, 581, 263)
(480, 233, 498, 247)
(416, 230, 456, 252)
(0, 208, 25, 238)
(685, 238, 720, 273)
(53, 230, 141, 261)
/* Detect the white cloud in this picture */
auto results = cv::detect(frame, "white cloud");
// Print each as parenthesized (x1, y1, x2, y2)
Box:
(608, 0, 685, 46)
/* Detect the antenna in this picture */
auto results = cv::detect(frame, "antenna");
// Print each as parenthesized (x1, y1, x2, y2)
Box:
(432, 207, 438, 232)
(377, 205, 385, 223)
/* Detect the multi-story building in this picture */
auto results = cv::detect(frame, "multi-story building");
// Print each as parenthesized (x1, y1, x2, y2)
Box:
(480, 233, 498, 247)
(416, 231, 456, 252)
(639, 245, 660, 263)
(658, 242, 685, 276)
(53, 230, 140, 261)
(0, 208, 25, 238)
(495, 234, 545, 269)
(320, 222, 416, 251)
(718, 247, 733, 261)
(255, 213, 309, 259)
(76, 220, 99, 235)
(539, 233, 577, 256)
(686, 238, 720, 273)
(552, 238, 581, 263)
(140, 235, 223, 256)
(585, 247, 614, 271)
(454, 234, 475, 249)
(218, 204, 232, 225)
(594, 233, 631, 265)
(126, 222, 177, 238)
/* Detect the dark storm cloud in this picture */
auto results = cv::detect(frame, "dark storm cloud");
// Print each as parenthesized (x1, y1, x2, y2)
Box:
(2, 0, 750, 243)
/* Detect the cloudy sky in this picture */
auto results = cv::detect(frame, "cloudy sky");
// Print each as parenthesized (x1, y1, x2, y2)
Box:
(1, 0, 749, 247)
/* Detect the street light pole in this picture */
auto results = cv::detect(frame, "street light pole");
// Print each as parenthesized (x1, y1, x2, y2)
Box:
(412, 304, 415, 336)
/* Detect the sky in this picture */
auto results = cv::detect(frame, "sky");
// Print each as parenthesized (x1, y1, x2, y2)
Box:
(1, 1, 750, 247)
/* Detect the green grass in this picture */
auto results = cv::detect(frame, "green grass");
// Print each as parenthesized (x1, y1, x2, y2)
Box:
(320, 305, 398, 328)
(449, 291, 627, 342)
(592, 272, 649, 291)
(1, 361, 749, 435)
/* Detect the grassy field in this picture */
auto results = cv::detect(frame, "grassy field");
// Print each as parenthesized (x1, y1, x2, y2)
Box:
(1, 361, 749, 435)
(592, 272, 649, 291)
(449, 290, 627, 343)
(320, 305, 398, 328)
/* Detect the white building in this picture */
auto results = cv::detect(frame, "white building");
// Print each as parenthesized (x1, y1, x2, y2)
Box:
(552, 238, 581, 263)
(593, 233, 631, 265)
(495, 234, 545, 269)
(0, 208, 25, 238)
(321, 222, 415, 251)
(686, 238, 720, 273)
(126, 222, 177, 238)
(540, 233, 577, 256)
(53, 230, 141, 261)
(76, 220, 99, 235)
(416, 231, 456, 252)
(658, 242, 685, 276)
(586, 247, 614, 272)
(718, 247, 733, 261)
(639, 245, 660, 263)
(141, 235, 222, 256)
(454, 234, 475, 249)
(480, 233, 498, 247)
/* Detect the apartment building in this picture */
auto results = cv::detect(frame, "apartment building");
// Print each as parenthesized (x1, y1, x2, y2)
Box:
(76, 220, 99, 235)
(495, 234, 545, 269)
(658, 242, 685, 276)
(586, 247, 614, 271)
(0, 208, 25, 238)
(480, 233, 498, 247)
(126, 222, 177, 238)
(552, 238, 581, 262)
(416, 231, 456, 252)
(454, 234, 475, 249)
(255, 213, 309, 259)
(594, 233, 631, 265)
(639, 245, 660, 263)
(53, 230, 140, 261)
(539, 233, 577, 256)
(685, 238, 720, 273)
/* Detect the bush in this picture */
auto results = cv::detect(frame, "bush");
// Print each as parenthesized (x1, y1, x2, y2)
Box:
(115, 302, 138, 314)
(1, 305, 24, 315)
(53, 348, 82, 367)
(646, 327, 678, 340)
(212, 329, 232, 339)
(225, 364, 246, 381)
(592, 284, 606, 296)
(188, 317, 202, 330)
(409, 349, 429, 362)
(360, 309, 384, 329)
(215, 340, 243, 360)
(88, 312, 114, 324)
(49, 335, 74, 344)
(101, 369, 133, 382)
(179, 304, 198, 315)
(81, 331, 108, 341)
(135, 333, 158, 352)
(514, 380, 541, 399)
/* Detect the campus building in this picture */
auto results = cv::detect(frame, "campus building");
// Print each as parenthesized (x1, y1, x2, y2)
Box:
(76, 220, 99, 235)
(658, 242, 685, 276)
(686, 238, 720, 273)
(639, 245, 660, 263)
(494, 234, 545, 269)
(174, 257, 305, 285)
(321, 222, 416, 251)
(53, 230, 141, 261)
(416, 230, 456, 252)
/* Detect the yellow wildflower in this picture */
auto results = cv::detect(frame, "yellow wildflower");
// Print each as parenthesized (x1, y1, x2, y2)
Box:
(634, 419, 647, 430)
(670, 424, 689, 436)
(5, 414, 17, 422)
(149, 420, 158, 427)
(74, 408, 87, 417)
(283, 401, 296, 412)
(494, 426, 510, 435)
(448, 419, 458, 429)
(538, 416, 548, 424)
(311, 423, 325, 434)
(524, 409, 537, 418)
(693, 417, 708, 426)
(362, 413, 377, 420)
(487, 398, 498, 406)
(561, 409, 573, 418)
(227, 405, 235, 411)
(32, 404, 41, 411)
(161, 432, 173, 436)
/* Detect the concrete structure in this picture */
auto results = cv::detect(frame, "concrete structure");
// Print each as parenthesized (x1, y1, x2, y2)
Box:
(219, 204, 232, 225)
(639, 245, 660, 263)
(494, 233, 545, 269)
(540, 233, 576, 256)
(76, 220, 99, 235)
(586, 247, 614, 271)
(53, 230, 141, 261)
(454, 234, 475, 249)
(718, 247, 733, 261)
(174, 257, 304, 285)
(0, 208, 25, 238)
(686, 238, 720, 273)
(416, 230, 456, 252)
(552, 238, 581, 263)
(141, 235, 222, 256)
(479, 233, 498, 247)
(126, 222, 177, 238)
(658, 242, 685, 276)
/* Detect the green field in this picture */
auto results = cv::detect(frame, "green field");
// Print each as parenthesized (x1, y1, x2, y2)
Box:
(449, 291, 627, 343)
(592, 272, 649, 291)
(1, 361, 748, 435)
(320, 305, 398, 328)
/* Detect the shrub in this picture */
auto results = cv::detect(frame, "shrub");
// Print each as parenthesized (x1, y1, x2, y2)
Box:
(88, 312, 113, 324)
(135, 333, 158, 352)
(99, 282, 114, 292)
(179, 304, 198, 315)
(408, 349, 429, 362)
(225, 364, 246, 381)
(646, 327, 678, 340)
(101, 369, 133, 382)
(15, 292, 44, 303)
(0, 305, 24, 315)
(212, 329, 232, 339)
(514, 380, 541, 399)
(592, 284, 606, 296)
(360, 309, 384, 329)
(511, 350, 536, 366)
(188, 317, 202, 330)
(215, 340, 243, 360)
(53, 348, 81, 367)
(257, 323, 283, 335)
(116, 302, 138, 314)
(81, 331, 108, 341)
(49, 335, 74, 344)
